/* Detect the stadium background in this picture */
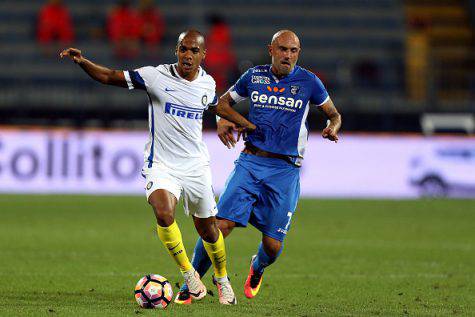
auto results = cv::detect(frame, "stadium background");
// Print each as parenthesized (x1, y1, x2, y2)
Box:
(0, 0, 474, 316)
(1, 0, 474, 130)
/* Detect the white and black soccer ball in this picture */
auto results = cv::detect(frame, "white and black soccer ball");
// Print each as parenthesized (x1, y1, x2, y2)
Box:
(134, 274, 173, 309)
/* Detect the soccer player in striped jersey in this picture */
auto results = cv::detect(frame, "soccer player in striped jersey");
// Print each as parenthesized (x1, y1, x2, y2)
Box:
(175, 30, 341, 303)
(60, 29, 256, 305)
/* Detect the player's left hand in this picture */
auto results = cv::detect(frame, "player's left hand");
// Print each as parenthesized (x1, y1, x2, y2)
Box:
(322, 127, 338, 143)
(217, 119, 239, 149)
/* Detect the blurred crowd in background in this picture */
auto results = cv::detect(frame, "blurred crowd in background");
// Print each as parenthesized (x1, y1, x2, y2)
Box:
(35, 0, 236, 91)
(0, 0, 474, 132)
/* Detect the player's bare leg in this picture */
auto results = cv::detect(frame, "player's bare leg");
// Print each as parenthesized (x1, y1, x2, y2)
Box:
(175, 218, 237, 305)
(148, 189, 206, 300)
(245, 235, 283, 299)
(193, 216, 220, 242)
(148, 189, 176, 227)
(217, 218, 237, 238)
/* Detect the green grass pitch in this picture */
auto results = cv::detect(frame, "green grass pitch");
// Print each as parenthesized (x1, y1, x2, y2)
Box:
(0, 195, 474, 316)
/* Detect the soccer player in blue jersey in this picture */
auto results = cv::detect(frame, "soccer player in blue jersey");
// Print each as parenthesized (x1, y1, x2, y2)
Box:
(175, 30, 341, 304)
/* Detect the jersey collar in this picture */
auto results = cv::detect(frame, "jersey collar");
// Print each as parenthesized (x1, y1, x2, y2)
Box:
(269, 64, 297, 83)
(171, 63, 203, 82)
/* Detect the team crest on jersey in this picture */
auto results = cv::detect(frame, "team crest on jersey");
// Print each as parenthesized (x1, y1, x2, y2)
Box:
(201, 95, 208, 106)
(290, 85, 300, 95)
(146, 181, 153, 190)
(252, 75, 270, 85)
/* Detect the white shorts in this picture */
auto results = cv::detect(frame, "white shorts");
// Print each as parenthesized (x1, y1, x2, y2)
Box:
(142, 163, 218, 218)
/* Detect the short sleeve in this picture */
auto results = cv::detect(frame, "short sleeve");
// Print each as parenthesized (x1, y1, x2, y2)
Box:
(123, 66, 158, 91)
(310, 74, 330, 106)
(209, 93, 218, 106)
(228, 68, 252, 103)
(202, 92, 219, 110)
(203, 76, 218, 109)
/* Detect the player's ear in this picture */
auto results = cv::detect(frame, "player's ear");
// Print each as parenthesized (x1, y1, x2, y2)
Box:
(268, 44, 273, 56)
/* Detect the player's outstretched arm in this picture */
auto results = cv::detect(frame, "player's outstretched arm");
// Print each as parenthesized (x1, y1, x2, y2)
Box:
(60, 48, 127, 88)
(320, 98, 341, 143)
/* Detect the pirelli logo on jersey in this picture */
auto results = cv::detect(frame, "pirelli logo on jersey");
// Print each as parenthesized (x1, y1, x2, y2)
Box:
(164, 102, 203, 119)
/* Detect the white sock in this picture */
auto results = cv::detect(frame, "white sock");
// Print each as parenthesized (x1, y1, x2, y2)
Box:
(216, 275, 228, 284)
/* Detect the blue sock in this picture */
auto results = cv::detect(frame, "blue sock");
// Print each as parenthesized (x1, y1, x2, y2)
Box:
(252, 242, 283, 275)
(179, 238, 212, 292)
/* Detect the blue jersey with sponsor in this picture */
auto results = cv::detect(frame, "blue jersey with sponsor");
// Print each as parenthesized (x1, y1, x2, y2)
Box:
(229, 65, 329, 164)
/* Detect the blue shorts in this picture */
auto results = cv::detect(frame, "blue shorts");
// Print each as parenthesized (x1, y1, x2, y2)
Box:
(217, 153, 300, 242)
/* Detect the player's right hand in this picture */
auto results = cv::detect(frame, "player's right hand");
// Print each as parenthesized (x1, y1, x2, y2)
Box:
(217, 119, 238, 149)
(322, 127, 339, 143)
(60, 48, 84, 64)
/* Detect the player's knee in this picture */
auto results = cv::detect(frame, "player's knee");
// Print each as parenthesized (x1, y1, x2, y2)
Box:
(217, 219, 235, 238)
(148, 199, 174, 226)
(263, 238, 282, 258)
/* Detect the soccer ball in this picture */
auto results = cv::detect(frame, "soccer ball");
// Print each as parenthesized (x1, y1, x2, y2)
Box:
(134, 274, 173, 309)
